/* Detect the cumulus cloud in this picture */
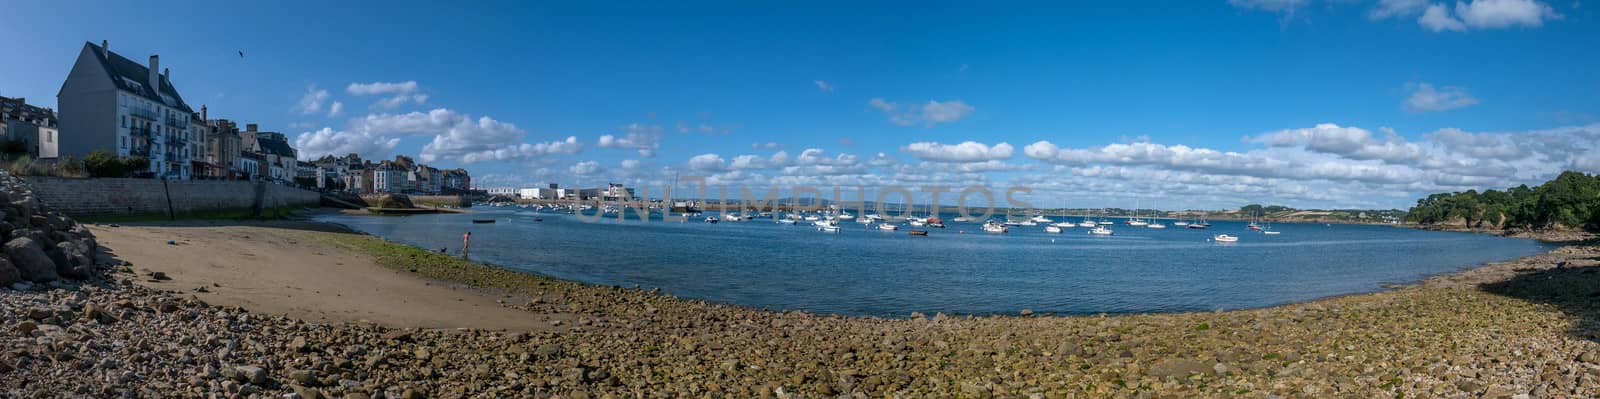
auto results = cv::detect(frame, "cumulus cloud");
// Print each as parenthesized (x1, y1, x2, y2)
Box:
(1405, 83, 1478, 112)
(868, 98, 975, 127)
(1418, 0, 1559, 32)
(598, 123, 662, 157)
(901, 141, 1015, 162)
(346, 80, 427, 110)
(293, 127, 400, 160)
(327, 101, 343, 118)
(295, 86, 329, 115)
(300, 108, 582, 164)
(569, 161, 602, 175)
(687, 153, 727, 172)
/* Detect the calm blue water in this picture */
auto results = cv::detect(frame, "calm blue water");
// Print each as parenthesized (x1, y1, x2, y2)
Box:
(316, 208, 1551, 317)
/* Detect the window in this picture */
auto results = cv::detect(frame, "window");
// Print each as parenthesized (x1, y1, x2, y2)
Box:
(122, 116, 127, 128)
(121, 136, 127, 148)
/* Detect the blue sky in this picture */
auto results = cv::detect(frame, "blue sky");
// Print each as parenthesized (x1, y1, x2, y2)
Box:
(3, 0, 1597, 209)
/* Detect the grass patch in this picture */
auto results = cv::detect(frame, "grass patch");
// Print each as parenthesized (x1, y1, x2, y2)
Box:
(300, 230, 561, 293)
(79, 207, 299, 224)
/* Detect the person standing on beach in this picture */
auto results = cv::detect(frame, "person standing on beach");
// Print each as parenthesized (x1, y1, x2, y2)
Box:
(462, 231, 471, 260)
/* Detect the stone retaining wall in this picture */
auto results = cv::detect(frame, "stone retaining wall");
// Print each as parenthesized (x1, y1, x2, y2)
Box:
(22, 177, 320, 217)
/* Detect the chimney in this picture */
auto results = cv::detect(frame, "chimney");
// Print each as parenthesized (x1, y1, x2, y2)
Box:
(201, 105, 207, 120)
(246, 123, 258, 132)
(148, 55, 160, 87)
(100, 40, 108, 56)
(163, 68, 169, 82)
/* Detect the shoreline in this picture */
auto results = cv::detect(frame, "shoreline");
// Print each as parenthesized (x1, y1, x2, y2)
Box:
(8, 214, 1598, 397)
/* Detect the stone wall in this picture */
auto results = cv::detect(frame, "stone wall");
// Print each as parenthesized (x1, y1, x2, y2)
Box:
(22, 177, 320, 217)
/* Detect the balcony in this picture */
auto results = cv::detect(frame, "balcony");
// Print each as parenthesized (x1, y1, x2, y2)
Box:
(130, 146, 150, 157)
(128, 107, 158, 121)
(129, 127, 153, 138)
(164, 116, 189, 129)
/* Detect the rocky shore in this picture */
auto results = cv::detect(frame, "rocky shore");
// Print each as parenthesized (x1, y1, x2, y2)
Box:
(4, 177, 1600, 397)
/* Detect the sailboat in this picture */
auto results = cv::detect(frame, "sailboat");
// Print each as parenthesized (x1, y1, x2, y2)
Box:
(1146, 206, 1167, 229)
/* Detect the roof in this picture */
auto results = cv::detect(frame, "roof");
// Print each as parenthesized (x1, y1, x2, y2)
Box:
(257, 137, 296, 158)
(85, 42, 193, 113)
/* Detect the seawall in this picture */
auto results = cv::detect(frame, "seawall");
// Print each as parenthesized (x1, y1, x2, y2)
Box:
(22, 177, 319, 217)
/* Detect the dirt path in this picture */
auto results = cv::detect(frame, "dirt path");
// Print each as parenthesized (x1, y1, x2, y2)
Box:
(89, 221, 565, 331)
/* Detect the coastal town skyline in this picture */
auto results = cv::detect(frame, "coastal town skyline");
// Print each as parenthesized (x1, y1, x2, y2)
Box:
(3, 1, 1598, 209)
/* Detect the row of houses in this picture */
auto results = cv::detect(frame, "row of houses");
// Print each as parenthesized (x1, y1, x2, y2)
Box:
(485, 182, 635, 201)
(2, 40, 471, 194)
(307, 153, 470, 195)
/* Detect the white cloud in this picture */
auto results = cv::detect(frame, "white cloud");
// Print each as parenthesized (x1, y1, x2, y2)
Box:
(868, 98, 975, 127)
(1454, 0, 1560, 28)
(292, 127, 401, 160)
(1370, 0, 1431, 18)
(1405, 83, 1479, 112)
(569, 161, 602, 175)
(687, 153, 727, 172)
(328, 101, 343, 117)
(347, 81, 427, 110)
(813, 80, 834, 92)
(1420, 3, 1470, 30)
(346, 81, 419, 95)
(751, 141, 779, 149)
(901, 141, 1015, 162)
(1419, 0, 1559, 32)
(295, 86, 329, 115)
(620, 159, 641, 170)
(341, 108, 581, 164)
(598, 123, 663, 157)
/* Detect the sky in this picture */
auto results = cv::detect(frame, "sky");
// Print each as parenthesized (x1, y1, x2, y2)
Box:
(2, 0, 1597, 210)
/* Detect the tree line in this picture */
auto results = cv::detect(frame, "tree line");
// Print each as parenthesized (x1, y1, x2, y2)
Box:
(1405, 171, 1600, 231)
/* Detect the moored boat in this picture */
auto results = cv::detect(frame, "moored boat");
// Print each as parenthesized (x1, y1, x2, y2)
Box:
(1213, 234, 1239, 242)
(982, 220, 1008, 234)
(1044, 225, 1063, 234)
(1088, 226, 1114, 235)
(907, 229, 928, 236)
(878, 223, 899, 231)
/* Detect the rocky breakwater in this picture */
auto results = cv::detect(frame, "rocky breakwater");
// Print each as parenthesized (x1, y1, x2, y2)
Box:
(0, 172, 98, 285)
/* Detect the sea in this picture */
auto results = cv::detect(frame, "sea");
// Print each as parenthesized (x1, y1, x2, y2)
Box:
(315, 208, 1552, 317)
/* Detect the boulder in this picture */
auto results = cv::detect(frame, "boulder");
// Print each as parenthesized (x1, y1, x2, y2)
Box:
(0, 257, 19, 286)
(53, 240, 94, 279)
(4, 237, 57, 282)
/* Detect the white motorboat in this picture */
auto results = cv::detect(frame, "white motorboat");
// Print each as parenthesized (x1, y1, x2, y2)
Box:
(837, 212, 855, 220)
(777, 219, 797, 225)
(722, 214, 743, 222)
(1147, 222, 1167, 229)
(1213, 234, 1239, 242)
(908, 219, 926, 227)
(1088, 226, 1114, 235)
(1077, 221, 1096, 228)
(1173, 221, 1190, 227)
(1030, 215, 1053, 223)
(1044, 225, 1063, 234)
(878, 223, 899, 231)
(1097, 221, 1113, 225)
(804, 215, 820, 221)
(1052, 222, 1075, 228)
(982, 220, 1008, 234)
(1263, 230, 1281, 235)
(953, 216, 972, 222)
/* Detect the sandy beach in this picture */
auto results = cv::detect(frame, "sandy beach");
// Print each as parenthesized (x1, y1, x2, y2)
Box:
(5, 216, 1599, 398)
(88, 221, 561, 331)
